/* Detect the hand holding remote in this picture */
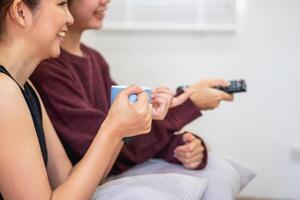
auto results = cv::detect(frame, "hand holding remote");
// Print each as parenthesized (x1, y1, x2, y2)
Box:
(186, 79, 234, 110)
(214, 79, 247, 94)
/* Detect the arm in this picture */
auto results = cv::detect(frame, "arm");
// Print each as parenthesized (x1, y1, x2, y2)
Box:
(109, 88, 203, 173)
(155, 79, 233, 169)
(101, 141, 123, 183)
(0, 78, 53, 200)
(112, 80, 227, 170)
(44, 104, 123, 199)
(163, 78, 234, 131)
(0, 78, 151, 199)
(49, 85, 152, 199)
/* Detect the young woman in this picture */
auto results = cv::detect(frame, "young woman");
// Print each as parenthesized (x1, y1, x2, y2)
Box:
(0, 0, 154, 199)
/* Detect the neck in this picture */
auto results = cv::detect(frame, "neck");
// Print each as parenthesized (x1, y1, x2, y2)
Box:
(61, 28, 84, 57)
(0, 39, 41, 87)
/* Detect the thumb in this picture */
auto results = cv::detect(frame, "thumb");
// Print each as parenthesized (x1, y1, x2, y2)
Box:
(121, 85, 144, 97)
(183, 132, 195, 143)
(219, 91, 234, 101)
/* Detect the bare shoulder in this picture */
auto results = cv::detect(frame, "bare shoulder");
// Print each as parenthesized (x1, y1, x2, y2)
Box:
(0, 73, 22, 99)
(0, 74, 25, 113)
(0, 75, 52, 199)
(0, 74, 44, 152)
(0, 73, 23, 95)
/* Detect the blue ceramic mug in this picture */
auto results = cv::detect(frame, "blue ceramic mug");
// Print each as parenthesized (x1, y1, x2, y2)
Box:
(110, 85, 152, 105)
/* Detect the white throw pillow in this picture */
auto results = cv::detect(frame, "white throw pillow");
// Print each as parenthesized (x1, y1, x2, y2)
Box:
(107, 153, 255, 200)
(92, 173, 208, 200)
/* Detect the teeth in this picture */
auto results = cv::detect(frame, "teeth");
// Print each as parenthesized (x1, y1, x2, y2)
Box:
(57, 32, 66, 37)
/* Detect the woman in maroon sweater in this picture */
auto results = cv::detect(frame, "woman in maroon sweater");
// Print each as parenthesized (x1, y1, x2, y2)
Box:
(31, 0, 233, 175)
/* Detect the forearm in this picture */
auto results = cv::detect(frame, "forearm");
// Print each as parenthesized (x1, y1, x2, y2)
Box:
(51, 128, 121, 200)
(101, 141, 123, 184)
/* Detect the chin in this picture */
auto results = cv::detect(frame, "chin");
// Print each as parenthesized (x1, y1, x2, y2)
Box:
(50, 48, 61, 58)
(90, 21, 104, 30)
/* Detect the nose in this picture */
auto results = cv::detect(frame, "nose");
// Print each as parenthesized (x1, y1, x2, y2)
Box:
(66, 7, 74, 26)
(100, 0, 110, 5)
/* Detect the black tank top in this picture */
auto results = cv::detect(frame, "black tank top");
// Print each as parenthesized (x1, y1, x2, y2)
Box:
(0, 65, 48, 200)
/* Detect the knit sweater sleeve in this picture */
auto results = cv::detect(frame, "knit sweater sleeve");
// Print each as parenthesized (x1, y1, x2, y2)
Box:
(31, 60, 107, 164)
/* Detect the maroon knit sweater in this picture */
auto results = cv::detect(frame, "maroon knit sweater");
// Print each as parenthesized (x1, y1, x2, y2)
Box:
(31, 44, 207, 174)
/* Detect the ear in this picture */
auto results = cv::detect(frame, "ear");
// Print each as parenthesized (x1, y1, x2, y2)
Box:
(7, 0, 33, 28)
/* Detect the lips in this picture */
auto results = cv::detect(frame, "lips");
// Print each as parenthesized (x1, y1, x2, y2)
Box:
(94, 12, 105, 19)
(94, 8, 107, 19)
(57, 31, 67, 43)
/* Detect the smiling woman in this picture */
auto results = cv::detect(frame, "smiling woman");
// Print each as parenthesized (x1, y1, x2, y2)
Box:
(0, 0, 153, 199)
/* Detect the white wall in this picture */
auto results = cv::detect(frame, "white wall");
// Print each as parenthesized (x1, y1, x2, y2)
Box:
(82, 0, 300, 198)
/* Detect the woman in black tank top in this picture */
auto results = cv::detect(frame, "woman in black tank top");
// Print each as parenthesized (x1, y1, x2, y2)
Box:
(0, 66, 48, 165)
(0, 66, 48, 199)
(0, 0, 152, 199)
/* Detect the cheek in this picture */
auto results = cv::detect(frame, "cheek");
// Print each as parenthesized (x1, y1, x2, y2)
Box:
(71, 2, 99, 21)
(33, 18, 61, 46)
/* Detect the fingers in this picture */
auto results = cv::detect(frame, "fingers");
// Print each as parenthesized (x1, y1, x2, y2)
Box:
(152, 96, 168, 107)
(153, 87, 175, 96)
(218, 91, 234, 101)
(136, 92, 149, 105)
(122, 85, 144, 96)
(182, 132, 196, 143)
(174, 140, 204, 159)
(183, 161, 202, 170)
(177, 153, 203, 165)
(175, 144, 204, 159)
(151, 95, 169, 120)
(119, 85, 149, 104)
(152, 90, 172, 109)
(152, 87, 174, 102)
(153, 86, 193, 108)
(175, 150, 203, 169)
(207, 79, 234, 101)
(174, 134, 204, 168)
(170, 90, 193, 108)
(207, 78, 230, 87)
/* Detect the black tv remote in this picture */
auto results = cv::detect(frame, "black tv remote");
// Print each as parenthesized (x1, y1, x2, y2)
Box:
(214, 79, 247, 94)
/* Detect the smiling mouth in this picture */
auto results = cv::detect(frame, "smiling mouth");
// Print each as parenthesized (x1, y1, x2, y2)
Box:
(95, 12, 105, 18)
(57, 31, 66, 38)
(57, 31, 67, 43)
(94, 8, 107, 18)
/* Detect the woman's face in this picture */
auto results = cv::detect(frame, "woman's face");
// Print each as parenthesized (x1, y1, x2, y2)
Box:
(29, 0, 74, 58)
(68, 0, 110, 31)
